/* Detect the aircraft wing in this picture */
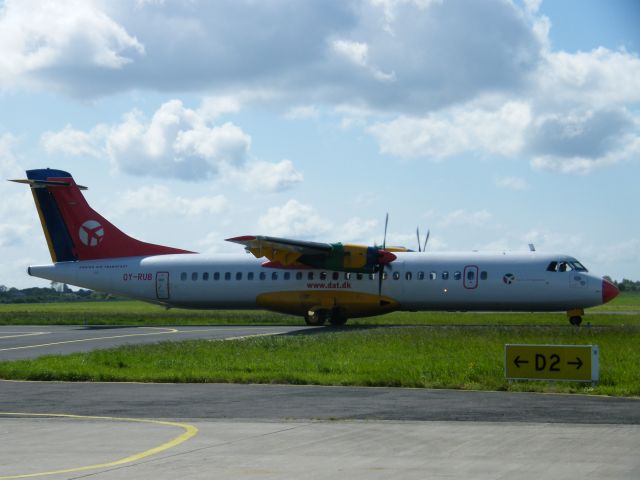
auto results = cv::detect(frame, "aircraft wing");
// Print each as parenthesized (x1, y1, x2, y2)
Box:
(225, 235, 396, 273)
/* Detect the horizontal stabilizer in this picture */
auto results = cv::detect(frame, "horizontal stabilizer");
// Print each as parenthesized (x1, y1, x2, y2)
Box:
(10, 179, 88, 190)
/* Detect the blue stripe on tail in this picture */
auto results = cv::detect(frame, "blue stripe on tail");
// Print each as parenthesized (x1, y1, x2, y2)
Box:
(27, 169, 78, 262)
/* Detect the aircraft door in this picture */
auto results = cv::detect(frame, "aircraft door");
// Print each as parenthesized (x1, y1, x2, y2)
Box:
(463, 265, 479, 289)
(156, 271, 170, 299)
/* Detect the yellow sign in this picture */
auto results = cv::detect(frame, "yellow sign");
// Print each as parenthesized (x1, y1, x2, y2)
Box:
(505, 344, 599, 383)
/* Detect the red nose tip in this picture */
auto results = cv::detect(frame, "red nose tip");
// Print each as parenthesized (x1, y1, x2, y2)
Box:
(602, 278, 619, 304)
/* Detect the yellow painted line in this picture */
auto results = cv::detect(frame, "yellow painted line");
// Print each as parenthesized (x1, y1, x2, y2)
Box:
(0, 333, 49, 340)
(0, 327, 178, 352)
(0, 412, 198, 479)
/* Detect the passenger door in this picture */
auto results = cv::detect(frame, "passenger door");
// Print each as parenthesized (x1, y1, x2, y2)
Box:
(156, 272, 170, 299)
(463, 265, 479, 289)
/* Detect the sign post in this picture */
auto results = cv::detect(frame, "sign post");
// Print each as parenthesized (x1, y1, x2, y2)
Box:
(505, 344, 599, 384)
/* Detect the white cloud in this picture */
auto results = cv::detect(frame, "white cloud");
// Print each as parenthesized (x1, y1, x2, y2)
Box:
(0, 223, 31, 248)
(258, 200, 331, 238)
(41, 100, 304, 189)
(106, 100, 251, 180)
(111, 185, 227, 218)
(495, 176, 528, 191)
(229, 160, 304, 193)
(527, 108, 640, 174)
(369, 101, 531, 159)
(284, 105, 320, 120)
(41, 125, 105, 158)
(438, 209, 492, 228)
(0, 0, 144, 90)
(0, 134, 32, 218)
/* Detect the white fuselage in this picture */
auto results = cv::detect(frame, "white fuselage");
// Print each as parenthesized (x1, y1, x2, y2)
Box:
(28, 251, 606, 315)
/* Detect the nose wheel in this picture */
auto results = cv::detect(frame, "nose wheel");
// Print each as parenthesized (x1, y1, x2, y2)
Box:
(567, 308, 584, 327)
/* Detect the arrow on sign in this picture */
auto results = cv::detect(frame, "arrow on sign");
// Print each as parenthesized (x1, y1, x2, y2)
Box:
(567, 357, 583, 370)
(513, 355, 529, 368)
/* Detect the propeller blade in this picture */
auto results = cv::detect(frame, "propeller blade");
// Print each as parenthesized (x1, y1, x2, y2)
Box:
(382, 213, 389, 250)
(423, 229, 430, 252)
(416, 227, 421, 252)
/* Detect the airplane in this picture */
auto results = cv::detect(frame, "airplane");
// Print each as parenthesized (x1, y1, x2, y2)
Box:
(11, 168, 619, 326)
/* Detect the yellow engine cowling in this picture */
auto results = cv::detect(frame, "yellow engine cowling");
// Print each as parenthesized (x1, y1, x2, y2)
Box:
(256, 291, 400, 318)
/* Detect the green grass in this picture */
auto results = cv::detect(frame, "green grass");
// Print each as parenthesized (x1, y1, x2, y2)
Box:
(1, 293, 638, 396)
(1, 326, 638, 396)
(0, 292, 638, 326)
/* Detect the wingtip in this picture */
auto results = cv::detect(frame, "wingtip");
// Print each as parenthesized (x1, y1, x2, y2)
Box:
(226, 235, 257, 243)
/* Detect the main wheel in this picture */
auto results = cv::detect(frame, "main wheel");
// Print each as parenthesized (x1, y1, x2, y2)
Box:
(569, 315, 583, 326)
(305, 310, 328, 326)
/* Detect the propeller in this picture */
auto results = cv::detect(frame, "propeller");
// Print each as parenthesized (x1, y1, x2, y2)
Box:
(416, 227, 430, 252)
(378, 213, 389, 296)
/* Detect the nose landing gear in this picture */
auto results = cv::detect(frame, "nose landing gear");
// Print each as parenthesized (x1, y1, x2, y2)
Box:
(567, 308, 584, 326)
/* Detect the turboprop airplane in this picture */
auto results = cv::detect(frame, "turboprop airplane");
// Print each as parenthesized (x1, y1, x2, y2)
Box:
(12, 168, 619, 326)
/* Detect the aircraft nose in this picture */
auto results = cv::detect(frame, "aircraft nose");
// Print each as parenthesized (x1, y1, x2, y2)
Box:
(602, 278, 619, 304)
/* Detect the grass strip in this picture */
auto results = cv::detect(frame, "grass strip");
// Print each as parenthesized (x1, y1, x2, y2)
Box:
(0, 293, 638, 327)
(1, 326, 638, 396)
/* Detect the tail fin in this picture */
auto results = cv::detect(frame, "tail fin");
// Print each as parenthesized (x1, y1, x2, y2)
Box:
(12, 168, 193, 262)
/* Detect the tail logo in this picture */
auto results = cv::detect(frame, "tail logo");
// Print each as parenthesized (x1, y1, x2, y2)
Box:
(79, 220, 105, 247)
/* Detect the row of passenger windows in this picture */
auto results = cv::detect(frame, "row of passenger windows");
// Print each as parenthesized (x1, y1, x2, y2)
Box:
(179, 270, 489, 282)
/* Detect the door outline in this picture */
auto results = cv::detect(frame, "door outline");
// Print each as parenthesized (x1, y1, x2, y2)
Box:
(156, 271, 170, 300)
(463, 265, 479, 289)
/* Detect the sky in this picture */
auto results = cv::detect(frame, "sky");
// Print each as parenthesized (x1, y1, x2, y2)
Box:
(0, 0, 639, 288)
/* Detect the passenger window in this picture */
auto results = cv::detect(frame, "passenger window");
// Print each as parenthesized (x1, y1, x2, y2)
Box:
(405, 272, 412, 280)
(248, 272, 254, 281)
(480, 271, 488, 280)
(356, 273, 363, 280)
(393, 271, 400, 280)
(442, 271, 449, 280)
(236, 272, 242, 281)
(202, 272, 209, 281)
(429, 272, 437, 280)
(272, 272, 278, 280)
(418, 271, 425, 280)
(382, 272, 388, 280)
(259, 272, 266, 280)
(454, 271, 462, 280)
(320, 272, 327, 280)
(332, 272, 339, 280)
(224, 272, 231, 281)
(467, 270, 475, 281)
(180, 272, 187, 281)
(369, 273, 376, 280)
(308, 272, 314, 280)
(214, 272, 220, 281)
(284, 272, 291, 280)
(345, 272, 351, 280)
(192, 272, 198, 281)
(296, 272, 303, 280)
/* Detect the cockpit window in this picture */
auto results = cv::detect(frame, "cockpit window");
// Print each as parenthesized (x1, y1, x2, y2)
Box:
(570, 261, 588, 272)
(546, 259, 589, 273)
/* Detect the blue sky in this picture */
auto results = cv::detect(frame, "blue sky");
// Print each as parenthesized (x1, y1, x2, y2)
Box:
(0, 0, 639, 288)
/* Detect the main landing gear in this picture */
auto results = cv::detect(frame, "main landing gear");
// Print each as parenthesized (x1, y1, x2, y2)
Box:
(304, 308, 348, 326)
(567, 308, 584, 326)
